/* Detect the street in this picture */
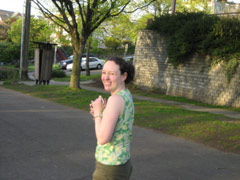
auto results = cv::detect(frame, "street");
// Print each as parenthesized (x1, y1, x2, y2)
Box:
(1, 86, 240, 180)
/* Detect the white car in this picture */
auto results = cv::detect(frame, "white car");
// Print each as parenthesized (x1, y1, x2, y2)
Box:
(66, 57, 104, 71)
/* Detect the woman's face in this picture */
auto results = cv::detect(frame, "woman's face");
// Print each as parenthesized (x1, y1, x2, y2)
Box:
(101, 61, 126, 94)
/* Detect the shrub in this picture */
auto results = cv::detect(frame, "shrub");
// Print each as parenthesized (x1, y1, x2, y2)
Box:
(146, 12, 240, 79)
(0, 67, 19, 83)
(51, 69, 66, 78)
(0, 41, 20, 64)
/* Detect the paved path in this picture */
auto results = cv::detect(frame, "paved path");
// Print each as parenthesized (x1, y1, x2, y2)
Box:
(80, 85, 240, 120)
(1, 79, 239, 119)
(1, 86, 240, 180)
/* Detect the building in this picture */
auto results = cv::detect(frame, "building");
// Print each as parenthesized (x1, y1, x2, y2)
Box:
(0, 9, 21, 22)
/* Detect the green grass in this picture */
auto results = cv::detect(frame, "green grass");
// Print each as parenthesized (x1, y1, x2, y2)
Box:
(28, 64, 61, 72)
(128, 85, 240, 112)
(134, 99, 240, 153)
(53, 73, 101, 82)
(89, 76, 240, 112)
(28, 64, 34, 71)
(2, 84, 240, 154)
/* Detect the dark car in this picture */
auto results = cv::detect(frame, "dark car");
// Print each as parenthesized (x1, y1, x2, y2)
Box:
(123, 56, 134, 64)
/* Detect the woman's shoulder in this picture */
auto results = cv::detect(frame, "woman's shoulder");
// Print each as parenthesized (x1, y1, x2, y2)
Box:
(108, 94, 124, 104)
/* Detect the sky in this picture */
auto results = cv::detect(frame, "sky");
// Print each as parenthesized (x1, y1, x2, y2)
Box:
(0, 0, 40, 15)
(0, 0, 240, 14)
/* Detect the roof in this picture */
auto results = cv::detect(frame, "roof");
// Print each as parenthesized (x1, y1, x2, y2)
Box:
(0, 9, 21, 21)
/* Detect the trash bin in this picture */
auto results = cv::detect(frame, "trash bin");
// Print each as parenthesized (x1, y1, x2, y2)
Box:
(34, 42, 57, 85)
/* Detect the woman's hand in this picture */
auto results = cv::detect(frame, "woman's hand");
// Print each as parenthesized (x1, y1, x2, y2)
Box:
(89, 96, 106, 118)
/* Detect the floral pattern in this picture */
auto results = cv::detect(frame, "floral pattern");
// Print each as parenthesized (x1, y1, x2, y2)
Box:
(95, 89, 134, 165)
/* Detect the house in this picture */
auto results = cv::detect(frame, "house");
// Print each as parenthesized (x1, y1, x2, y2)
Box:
(0, 9, 21, 22)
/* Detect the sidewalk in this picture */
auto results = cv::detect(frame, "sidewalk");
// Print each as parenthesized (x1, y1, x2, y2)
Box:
(81, 85, 240, 120)
(2, 79, 239, 119)
(1, 86, 240, 180)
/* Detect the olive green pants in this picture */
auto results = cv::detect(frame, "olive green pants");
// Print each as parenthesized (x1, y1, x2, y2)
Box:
(92, 160, 133, 180)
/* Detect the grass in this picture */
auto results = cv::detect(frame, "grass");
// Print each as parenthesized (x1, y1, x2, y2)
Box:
(28, 64, 60, 71)
(91, 77, 240, 112)
(52, 73, 101, 82)
(127, 85, 240, 112)
(2, 83, 240, 154)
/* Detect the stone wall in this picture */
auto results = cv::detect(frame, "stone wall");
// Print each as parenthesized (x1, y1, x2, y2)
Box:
(134, 30, 240, 108)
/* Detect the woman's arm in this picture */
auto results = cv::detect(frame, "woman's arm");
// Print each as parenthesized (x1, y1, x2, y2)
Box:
(93, 95, 125, 145)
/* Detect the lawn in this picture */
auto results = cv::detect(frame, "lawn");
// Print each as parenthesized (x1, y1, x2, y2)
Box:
(52, 73, 101, 82)
(2, 83, 240, 154)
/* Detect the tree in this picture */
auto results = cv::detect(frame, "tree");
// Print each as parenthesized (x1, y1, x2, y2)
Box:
(149, 0, 172, 16)
(104, 36, 122, 53)
(8, 16, 53, 64)
(8, 17, 52, 45)
(32, 0, 155, 89)
(0, 16, 20, 41)
(176, 0, 212, 13)
(0, 22, 10, 41)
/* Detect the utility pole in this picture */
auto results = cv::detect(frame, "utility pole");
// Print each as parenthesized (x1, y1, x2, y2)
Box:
(20, 0, 31, 80)
(172, 0, 176, 14)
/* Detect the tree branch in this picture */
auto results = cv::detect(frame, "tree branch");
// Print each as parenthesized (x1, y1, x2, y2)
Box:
(51, 0, 74, 32)
(75, 0, 86, 26)
(122, 0, 157, 14)
(32, 0, 70, 33)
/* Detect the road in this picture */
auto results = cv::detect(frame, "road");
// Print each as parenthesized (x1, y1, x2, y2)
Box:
(1, 86, 240, 180)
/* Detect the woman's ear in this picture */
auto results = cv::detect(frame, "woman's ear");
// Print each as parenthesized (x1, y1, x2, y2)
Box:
(121, 72, 127, 82)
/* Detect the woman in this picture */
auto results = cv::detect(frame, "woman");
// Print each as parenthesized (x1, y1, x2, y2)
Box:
(90, 57, 135, 180)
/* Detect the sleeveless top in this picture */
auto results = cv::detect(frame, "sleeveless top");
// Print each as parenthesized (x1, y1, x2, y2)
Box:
(95, 89, 134, 165)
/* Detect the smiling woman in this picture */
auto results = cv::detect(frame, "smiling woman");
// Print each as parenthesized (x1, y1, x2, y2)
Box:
(89, 57, 135, 180)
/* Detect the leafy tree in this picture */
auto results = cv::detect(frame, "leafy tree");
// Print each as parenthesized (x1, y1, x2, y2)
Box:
(0, 16, 20, 41)
(146, 0, 172, 16)
(8, 17, 53, 44)
(32, 0, 155, 89)
(174, 0, 212, 13)
(0, 22, 10, 41)
(104, 36, 121, 53)
(8, 16, 53, 65)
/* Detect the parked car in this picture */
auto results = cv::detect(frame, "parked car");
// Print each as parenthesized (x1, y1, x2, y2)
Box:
(123, 55, 134, 64)
(59, 53, 96, 69)
(59, 59, 73, 69)
(66, 57, 104, 71)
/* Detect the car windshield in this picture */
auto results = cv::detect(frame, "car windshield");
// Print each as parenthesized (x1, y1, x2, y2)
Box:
(68, 55, 73, 60)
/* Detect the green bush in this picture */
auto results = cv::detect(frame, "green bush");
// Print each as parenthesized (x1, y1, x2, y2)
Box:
(51, 69, 66, 78)
(146, 12, 240, 78)
(0, 41, 20, 64)
(0, 67, 19, 83)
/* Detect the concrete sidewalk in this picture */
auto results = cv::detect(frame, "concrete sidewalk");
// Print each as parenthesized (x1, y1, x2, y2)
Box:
(1, 86, 240, 180)
(80, 85, 240, 120)
(3, 79, 239, 119)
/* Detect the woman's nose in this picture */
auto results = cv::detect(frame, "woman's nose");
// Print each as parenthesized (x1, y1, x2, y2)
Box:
(104, 74, 110, 79)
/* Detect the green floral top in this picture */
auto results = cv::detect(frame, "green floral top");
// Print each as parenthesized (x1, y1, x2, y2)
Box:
(95, 89, 134, 165)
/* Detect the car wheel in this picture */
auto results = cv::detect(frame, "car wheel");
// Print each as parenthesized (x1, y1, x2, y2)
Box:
(97, 64, 102, 69)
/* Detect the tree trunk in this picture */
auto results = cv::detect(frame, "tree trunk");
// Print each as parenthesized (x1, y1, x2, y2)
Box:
(172, 0, 176, 14)
(69, 36, 87, 89)
(86, 39, 90, 76)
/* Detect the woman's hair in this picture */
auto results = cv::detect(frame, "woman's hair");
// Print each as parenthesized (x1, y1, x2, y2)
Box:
(107, 56, 135, 84)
